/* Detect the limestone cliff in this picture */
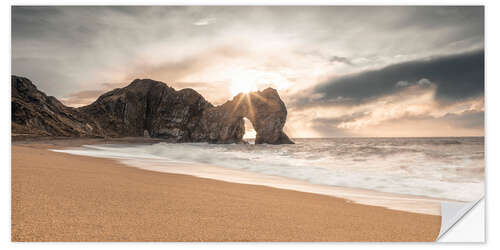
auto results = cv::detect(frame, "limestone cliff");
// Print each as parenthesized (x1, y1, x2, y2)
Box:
(78, 79, 212, 141)
(11, 75, 294, 144)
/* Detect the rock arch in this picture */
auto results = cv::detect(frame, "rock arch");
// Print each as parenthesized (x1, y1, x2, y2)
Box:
(200, 88, 294, 144)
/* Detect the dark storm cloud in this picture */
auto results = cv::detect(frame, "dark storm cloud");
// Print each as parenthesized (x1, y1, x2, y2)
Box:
(295, 49, 484, 108)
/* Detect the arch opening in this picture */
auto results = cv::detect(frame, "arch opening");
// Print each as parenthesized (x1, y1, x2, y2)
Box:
(242, 117, 256, 143)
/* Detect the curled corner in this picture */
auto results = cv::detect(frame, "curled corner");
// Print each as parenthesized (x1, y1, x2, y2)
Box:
(437, 198, 484, 240)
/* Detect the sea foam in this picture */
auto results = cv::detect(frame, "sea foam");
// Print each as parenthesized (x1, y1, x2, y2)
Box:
(52, 137, 484, 203)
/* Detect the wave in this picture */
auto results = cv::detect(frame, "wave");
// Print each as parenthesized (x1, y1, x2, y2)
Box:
(54, 137, 484, 202)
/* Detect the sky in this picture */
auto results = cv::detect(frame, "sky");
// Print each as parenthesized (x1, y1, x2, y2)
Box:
(12, 6, 484, 138)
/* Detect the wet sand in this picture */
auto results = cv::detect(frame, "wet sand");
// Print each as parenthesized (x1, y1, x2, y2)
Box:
(11, 139, 441, 241)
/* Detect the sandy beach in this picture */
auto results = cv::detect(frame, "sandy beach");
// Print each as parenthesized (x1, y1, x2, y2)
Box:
(11, 139, 441, 242)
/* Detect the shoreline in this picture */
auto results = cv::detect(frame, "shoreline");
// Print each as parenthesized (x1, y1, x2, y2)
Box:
(53, 145, 444, 216)
(12, 138, 441, 241)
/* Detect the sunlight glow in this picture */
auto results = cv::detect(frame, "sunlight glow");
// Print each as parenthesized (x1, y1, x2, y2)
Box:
(228, 68, 290, 97)
(243, 117, 257, 139)
(230, 79, 258, 96)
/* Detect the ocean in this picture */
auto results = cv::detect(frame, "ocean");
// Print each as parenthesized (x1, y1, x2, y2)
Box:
(53, 137, 484, 203)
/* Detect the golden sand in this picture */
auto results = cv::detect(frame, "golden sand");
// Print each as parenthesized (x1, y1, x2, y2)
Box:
(11, 140, 441, 241)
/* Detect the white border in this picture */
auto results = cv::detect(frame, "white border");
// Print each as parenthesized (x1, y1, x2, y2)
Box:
(3, 0, 497, 249)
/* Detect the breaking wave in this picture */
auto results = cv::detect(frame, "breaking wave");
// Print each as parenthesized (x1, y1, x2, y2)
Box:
(54, 137, 484, 202)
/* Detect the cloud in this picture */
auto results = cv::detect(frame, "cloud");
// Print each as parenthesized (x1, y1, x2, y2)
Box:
(61, 80, 232, 107)
(294, 49, 484, 108)
(286, 82, 484, 137)
(60, 90, 105, 107)
(437, 110, 484, 129)
(11, 6, 484, 137)
(11, 6, 63, 39)
(12, 57, 77, 96)
(329, 56, 353, 66)
(12, 6, 484, 99)
(59, 82, 123, 107)
(395, 80, 410, 87)
(124, 45, 244, 82)
(309, 112, 366, 137)
(304, 107, 484, 138)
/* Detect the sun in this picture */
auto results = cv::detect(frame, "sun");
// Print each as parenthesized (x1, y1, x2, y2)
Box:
(229, 79, 258, 96)
(228, 68, 291, 97)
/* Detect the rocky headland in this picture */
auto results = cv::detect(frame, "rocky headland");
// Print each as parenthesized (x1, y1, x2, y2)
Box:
(11, 75, 293, 144)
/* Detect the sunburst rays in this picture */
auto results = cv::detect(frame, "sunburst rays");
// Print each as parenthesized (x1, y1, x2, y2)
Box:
(230, 93, 245, 117)
(245, 94, 256, 122)
(229, 92, 257, 123)
(248, 92, 274, 106)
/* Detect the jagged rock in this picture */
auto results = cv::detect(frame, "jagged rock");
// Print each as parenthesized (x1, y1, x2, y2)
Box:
(11, 76, 294, 144)
(78, 79, 212, 142)
(11, 76, 104, 138)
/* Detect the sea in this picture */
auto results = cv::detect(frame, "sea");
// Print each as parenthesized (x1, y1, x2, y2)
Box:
(53, 137, 484, 204)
